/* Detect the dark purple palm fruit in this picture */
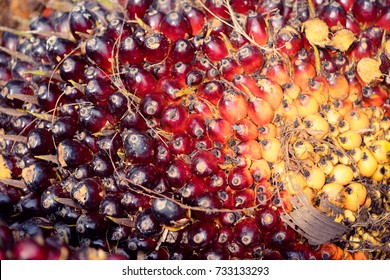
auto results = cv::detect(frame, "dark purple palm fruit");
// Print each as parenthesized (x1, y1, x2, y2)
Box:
(124, 0, 154, 20)
(71, 178, 106, 211)
(187, 220, 219, 249)
(122, 129, 155, 164)
(151, 198, 189, 228)
(135, 208, 162, 237)
(57, 139, 93, 169)
(21, 161, 56, 194)
(69, 3, 98, 40)
(27, 128, 55, 155)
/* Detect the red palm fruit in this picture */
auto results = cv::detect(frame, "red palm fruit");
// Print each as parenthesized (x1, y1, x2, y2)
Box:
(182, 4, 205, 35)
(218, 90, 248, 124)
(264, 224, 296, 250)
(246, 11, 268, 46)
(264, 58, 291, 86)
(227, 166, 253, 190)
(337, 0, 354, 11)
(319, 1, 347, 27)
(257, 0, 284, 15)
(195, 136, 213, 150)
(219, 58, 243, 81)
(86, 35, 114, 72)
(233, 74, 262, 98)
(257, 78, 284, 109)
(164, 158, 192, 190)
(198, 80, 224, 105)
(238, 44, 264, 74)
(169, 132, 194, 155)
(255, 207, 281, 233)
(233, 118, 259, 141)
(334, 53, 349, 72)
(168, 39, 196, 64)
(218, 211, 241, 228)
(206, 17, 232, 37)
(235, 140, 262, 160)
(218, 189, 235, 209)
(250, 159, 271, 182)
(234, 188, 255, 209)
(316, 243, 343, 260)
(293, 59, 316, 91)
(190, 98, 214, 118)
(179, 176, 206, 203)
(85, 78, 116, 105)
(205, 169, 227, 193)
(125, 0, 153, 20)
(273, 190, 293, 214)
(185, 113, 206, 139)
(207, 118, 234, 144)
(186, 69, 204, 87)
(150, 62, 170, 79)
(231, 0, 257, 14)
(202, 35, 229, 62)
(139, 92, 168, 118)
(254, 182, 273, 208)
(187, 221, 219, 249)
(247, 98, 274, 127)
(345, 14, 361, 35)
(160, 103, 189, 133)
(377, 6, 390, 33)
(204, 0, 230, 19)
(171, 62, 193, 86)
(143, 33, 171, 64)
(13, 239, 47, 260)
(229, 30, 249, 50)
(233, 217, 262, 247)
(192, 192, 223, 221)
(345, 68, 362, 102)
(118, 35, 144, 66)
(326, 72, 350, 100)
(348, 38, 374, 61)
(124, 67, 157, 98)
(352, 0, 379, 27)
(143, 9, 165, 31)
(361, 26, 384, 50)
(362, 86, 388, 107)
(156, 75, 183, 101)
(283, 242, 316, 260)
(191, 150, 219, 177)
(160, 12, 191, 42)
(206, 68, 220, 80)
(274, 26, 303, 58)
(153, 141, 173, 171)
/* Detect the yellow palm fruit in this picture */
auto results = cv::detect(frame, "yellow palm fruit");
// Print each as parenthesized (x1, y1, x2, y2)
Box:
(329, 123, 339, 137)
(314, 143, 330, 156)
(318, 157, 335, 175)
(329, 164, 354, 185)
(342, 182, 367, 212)
(257, 123, 277, 140)
(319, 183, 344, 206)
(346, 148, 362, 162)
(271, 161, 286, 180)
(369, 140, 390, 164)
(322, 105, 341, 124)
(327, 153, 339, 165)
(371, 164, 390, 182)
(336, 151, 351, 165)
(303, 114, 330, 139)
(343, 110, 370, 131)
(343, 209, 356, 224)
(293, 140, 314, 160)
(302, 166, 326, 190)
(337, 119, 350, 133)
(259, 137, 281, 164)
(337, 130, 362, 150)
(362, 132, 376, 146)
(281, 171, 307, 195)
(380, 116, 390, 131)
(249, 159, 271, 182)
(294, 93, 319, 117)
(284, 82, 300, 100)
(357, 148, 378, 177)
(302, 187, 314, 203)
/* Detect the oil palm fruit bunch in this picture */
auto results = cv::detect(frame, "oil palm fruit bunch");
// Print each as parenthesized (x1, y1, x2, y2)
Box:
(0, 0, 389, 260)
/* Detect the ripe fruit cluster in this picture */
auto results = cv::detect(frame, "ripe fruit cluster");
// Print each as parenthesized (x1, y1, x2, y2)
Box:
(0, 0, 389, 260)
